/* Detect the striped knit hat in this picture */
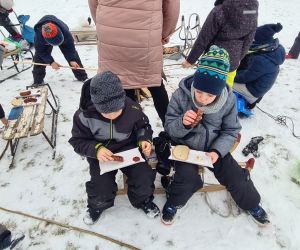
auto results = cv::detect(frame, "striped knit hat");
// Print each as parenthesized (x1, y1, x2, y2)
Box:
(42, 22, 64, 46)
(193, 45, 230, 95)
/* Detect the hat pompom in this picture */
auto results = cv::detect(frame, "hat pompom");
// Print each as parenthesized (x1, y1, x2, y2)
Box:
(273, 23, 283, 33)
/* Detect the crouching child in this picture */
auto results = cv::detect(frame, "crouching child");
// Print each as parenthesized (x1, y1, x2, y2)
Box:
(69, 71, 160, 225)
(161, 46, 270, 226)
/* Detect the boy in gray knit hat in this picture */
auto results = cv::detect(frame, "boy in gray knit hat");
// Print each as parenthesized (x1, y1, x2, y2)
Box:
(161, 46, 269, 226)
(69, 71, 160, 225)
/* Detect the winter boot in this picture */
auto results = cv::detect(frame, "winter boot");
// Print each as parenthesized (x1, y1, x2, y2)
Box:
(139, 199, 160, 219)
(248, 205, 270, 226)
(285, 53, 297, 59)
(242, 136, 264, 157)
(0, 232, 25, 250)
(83, 208, 102, 225)
(161, 203, 177, 225)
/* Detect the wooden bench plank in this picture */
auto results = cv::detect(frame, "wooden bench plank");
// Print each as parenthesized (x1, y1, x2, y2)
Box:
(3, 48, 21, 58)
(14, 105, 35, 138)
(31, 87, 48, 136)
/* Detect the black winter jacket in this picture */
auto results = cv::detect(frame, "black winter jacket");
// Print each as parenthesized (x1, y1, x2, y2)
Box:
(34, 15, 78, 64)
(187, 0, 258, 71)
(69, 79, 153, 159)
(0, 104, 4, 119)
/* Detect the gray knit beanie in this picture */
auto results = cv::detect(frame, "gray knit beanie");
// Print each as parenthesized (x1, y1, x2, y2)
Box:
(90, 71, 125, 113)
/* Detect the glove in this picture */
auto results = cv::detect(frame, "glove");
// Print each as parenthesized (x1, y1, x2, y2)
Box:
(242, 136, 264, 157)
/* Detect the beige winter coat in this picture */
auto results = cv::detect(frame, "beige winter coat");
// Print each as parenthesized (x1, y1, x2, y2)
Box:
(88, 0, 180, 89)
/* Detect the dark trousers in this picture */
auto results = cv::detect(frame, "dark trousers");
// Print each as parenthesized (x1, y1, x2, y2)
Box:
(0, 12, 19, 37)
(289, 32, 300, 58)
(86, 158, 156, 213)
(167, 153, 261, 210)
(0, 224, 11, 248)
(125, 81, 169, 125)
(32, 51, 88, 84)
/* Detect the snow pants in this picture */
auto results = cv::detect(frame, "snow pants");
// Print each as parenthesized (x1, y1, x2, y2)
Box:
(0, 12, 19, 37)
(289, 31, 300, 59)
(166, 153, 261, 210)
(86, 158, 156, 213)
(32, 50, 88, 84)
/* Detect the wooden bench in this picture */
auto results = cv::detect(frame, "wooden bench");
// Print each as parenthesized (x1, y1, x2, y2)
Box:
(70, 30, 97, 46)
(1, 84, 59, 168)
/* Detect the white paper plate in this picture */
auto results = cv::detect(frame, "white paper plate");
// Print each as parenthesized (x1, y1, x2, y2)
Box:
(99, 147, 145, 175)
(169, 146, 213, 168)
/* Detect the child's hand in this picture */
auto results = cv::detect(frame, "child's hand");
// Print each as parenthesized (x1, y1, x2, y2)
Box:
(183, 110, 198, 126)
(182, 60, 192, 68)
(1, 117, 8, 127)
(51, 62, 61, 70)
(70, 61, 80, 69)
(206, 152, 219, 164)
(162, 37, 170, 45)
(97, 147, 114, 163)
(140, 141, 152, 157)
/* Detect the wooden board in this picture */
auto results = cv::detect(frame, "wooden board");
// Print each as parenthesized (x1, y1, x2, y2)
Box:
(3, 48, 21, 58)
(2, 86, 48, 140)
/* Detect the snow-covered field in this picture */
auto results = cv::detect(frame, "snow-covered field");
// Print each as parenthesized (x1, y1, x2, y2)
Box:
(0, 0, 300, 249)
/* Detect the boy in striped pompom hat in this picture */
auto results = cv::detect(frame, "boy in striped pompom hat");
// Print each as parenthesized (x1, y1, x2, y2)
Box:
(161, 45, 270, 227)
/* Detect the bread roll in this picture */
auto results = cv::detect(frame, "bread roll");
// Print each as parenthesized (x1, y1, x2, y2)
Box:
(172, 145, 190, 161)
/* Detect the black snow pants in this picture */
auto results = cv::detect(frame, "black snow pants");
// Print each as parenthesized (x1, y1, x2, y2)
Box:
(0, 12, 19, 37)
(289, 31, 300, 59)
(32, 50, 88, 84)
(166, 153, 261, 210)
(86, 158, 156, 213)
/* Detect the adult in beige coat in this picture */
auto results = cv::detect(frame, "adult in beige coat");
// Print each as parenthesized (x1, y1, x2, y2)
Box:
(88, 0, 180, 124)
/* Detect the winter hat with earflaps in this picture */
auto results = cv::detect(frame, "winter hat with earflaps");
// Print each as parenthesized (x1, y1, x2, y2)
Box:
(42, 22, 64, 46)
(254, 23, 283, 44)
(90, 71, 126, 113)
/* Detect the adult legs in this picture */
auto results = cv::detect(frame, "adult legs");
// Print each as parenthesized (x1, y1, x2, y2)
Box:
(0, 13, 20, 37)
(289, 32, 300, 59)
(148, 81, 169, 125)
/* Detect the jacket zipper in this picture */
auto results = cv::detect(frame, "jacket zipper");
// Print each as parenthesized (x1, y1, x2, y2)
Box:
(105, 119, 113, 147)
(202, 122, 209, 151)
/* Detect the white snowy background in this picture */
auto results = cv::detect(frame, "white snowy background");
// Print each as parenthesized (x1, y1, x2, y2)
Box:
(0, 0, 300, 249)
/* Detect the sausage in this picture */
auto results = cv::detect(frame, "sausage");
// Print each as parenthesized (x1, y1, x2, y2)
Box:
(111, 155, 124, 162)
(20, 90, 31, 96)
(191, 109, 204, 128)
(24, 97, 37, 104)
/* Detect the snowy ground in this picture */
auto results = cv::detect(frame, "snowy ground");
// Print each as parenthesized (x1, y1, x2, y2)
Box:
(0, 0, 300, 249)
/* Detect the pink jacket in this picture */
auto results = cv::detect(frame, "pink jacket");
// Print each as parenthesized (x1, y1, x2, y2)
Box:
(88, 0, 180, 89)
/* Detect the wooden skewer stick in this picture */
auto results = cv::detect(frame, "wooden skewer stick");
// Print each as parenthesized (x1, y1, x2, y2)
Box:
(13, 60, 98, 71)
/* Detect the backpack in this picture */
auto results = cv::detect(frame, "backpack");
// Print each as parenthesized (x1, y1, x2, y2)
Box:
(17, 14, 35, 44)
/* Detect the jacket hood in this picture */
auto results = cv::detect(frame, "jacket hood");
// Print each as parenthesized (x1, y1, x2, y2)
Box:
(34, 15, 69, 32)
(222, 0, 258, 29)
(79, 78, 94, 111)
(260, 44, 285, 66)
(179, 75, 193, 98)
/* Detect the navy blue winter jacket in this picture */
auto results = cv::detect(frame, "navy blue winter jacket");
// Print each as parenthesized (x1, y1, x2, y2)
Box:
(235, 43, 285, 98)
(34, 15, 77, 64)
